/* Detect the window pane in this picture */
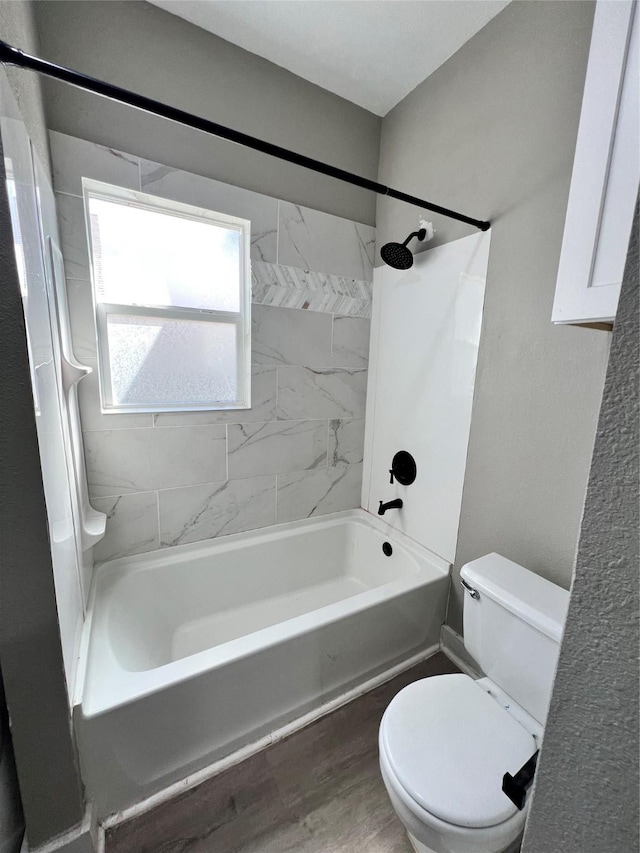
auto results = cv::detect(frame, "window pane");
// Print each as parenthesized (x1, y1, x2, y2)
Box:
(88, 196, 241, 312)
(106, 314, 238, 407)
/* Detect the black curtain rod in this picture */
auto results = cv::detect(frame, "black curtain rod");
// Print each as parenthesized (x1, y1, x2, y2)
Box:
(0, 40, 490, 232)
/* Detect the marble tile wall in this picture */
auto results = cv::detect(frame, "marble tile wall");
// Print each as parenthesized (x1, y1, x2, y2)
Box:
(49, 131, 374, 563)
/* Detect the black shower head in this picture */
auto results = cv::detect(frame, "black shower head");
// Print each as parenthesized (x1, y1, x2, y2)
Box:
(380, 228, 427, 270)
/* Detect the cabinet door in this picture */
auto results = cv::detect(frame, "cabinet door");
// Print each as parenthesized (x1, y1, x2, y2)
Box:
(552, 0, 638, 325)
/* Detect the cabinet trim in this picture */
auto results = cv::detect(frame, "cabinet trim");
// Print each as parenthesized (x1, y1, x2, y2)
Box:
(552, 0, 638, 325)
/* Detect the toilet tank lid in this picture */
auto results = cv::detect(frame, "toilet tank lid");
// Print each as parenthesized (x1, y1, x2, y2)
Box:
(461, 554, 569, 642)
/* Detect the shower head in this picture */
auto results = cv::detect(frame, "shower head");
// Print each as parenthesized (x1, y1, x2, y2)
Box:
(380, 228, 427, 270)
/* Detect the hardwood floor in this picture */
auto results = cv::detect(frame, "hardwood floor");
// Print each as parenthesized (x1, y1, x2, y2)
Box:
(106, 652, 459, 853)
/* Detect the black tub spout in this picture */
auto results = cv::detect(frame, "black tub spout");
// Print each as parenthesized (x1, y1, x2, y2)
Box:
(378, 499, 403, 516)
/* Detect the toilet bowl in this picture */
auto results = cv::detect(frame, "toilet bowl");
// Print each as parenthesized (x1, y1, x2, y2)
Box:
(379, 674, 538, 853)
(378, 554, 569, 853)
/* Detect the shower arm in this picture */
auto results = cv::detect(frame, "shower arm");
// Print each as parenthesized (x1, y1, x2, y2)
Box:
(402, 229, 426, 246)
(0, 39, 490, 232)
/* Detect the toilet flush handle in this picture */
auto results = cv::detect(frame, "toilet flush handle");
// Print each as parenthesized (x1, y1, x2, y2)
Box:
(460, 579, 480, 600)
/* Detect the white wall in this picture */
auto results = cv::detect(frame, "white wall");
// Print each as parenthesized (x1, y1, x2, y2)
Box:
(362, 232, 490, 563)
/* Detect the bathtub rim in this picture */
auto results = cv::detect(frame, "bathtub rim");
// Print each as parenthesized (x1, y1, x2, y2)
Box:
(77, 509, 450, 718)
(91, 507, 441, 576)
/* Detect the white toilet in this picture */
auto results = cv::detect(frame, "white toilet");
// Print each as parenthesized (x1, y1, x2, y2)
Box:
(379, 553, 569, 853)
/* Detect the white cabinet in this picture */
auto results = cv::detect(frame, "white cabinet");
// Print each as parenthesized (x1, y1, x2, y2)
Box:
(552, 0, 638, 325)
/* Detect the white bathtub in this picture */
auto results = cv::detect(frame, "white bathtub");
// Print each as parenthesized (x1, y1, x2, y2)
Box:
(75, 509, 449, 817)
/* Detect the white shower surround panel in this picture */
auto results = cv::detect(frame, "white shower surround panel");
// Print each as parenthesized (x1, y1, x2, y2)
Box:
(363, 231, 491, 564)
(75, 509, 450, 817)
(0, 89, 86, 702)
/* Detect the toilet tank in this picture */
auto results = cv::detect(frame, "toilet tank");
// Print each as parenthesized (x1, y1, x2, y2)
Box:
(461, 554, 569, 726)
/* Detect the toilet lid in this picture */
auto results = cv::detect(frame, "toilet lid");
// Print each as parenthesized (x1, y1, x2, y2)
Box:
(380, 674, 536, 829)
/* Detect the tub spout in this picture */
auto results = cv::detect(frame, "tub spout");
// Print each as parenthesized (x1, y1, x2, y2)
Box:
(378, 498, 403, 516)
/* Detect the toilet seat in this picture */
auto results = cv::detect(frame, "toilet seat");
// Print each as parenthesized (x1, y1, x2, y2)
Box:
(379, 746, 527, 853)
(379, 674, 536, 830)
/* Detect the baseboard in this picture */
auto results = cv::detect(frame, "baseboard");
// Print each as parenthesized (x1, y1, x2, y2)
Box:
(25, 805, 96, 853)
(440, 624, 482, 678)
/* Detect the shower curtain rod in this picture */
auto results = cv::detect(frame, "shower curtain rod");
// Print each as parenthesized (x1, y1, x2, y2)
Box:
(0, 40, 490, 232)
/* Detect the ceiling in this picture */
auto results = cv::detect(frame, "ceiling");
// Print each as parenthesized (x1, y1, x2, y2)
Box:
(148, 1, 510, 116)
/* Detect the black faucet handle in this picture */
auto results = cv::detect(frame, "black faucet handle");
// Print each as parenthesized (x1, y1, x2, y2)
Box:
(389, 469, 394, 484)
(389, 451, 417, 486)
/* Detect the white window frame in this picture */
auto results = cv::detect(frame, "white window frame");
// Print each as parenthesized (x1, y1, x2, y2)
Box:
(82, 179, 251, 414)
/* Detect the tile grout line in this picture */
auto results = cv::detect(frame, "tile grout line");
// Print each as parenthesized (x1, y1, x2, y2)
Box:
(96, 473, 285, 504)
(82, 425, 154, 433)
(54, 188, 84, 200)
(155, 489, 161, 549)
(91, 488, 158, 500)
(252, 290, 371, 319)
(274, 472, 278, 525)
(326, 419, 331, 469)
(330, 311, 335, 361)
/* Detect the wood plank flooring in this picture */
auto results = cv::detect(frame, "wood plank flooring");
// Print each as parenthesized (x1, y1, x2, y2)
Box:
(107, 652, 459, 853)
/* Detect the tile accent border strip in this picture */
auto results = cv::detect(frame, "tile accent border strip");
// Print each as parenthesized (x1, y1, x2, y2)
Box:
(251, 260, 372, 317)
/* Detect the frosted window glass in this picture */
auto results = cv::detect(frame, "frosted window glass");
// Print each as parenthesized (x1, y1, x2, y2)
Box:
(84, 181, 250, 412)
(106, 314, 238, 407)
(88, 197, 241, 312)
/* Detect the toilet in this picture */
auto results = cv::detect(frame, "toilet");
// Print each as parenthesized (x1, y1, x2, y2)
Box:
(379, 553, 569, 853)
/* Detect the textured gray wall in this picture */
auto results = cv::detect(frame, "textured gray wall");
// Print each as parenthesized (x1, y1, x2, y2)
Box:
(523, 200, 639, 853)
(0, 0, 49, 172)
(0, 2, 85, 846)
(33, 0, 381, 225)
(376, 0, 611, 631)
(0, 671, 23, 853)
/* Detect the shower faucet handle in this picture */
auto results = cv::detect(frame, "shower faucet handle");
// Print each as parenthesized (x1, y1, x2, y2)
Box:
(388, 451, 417, 487)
